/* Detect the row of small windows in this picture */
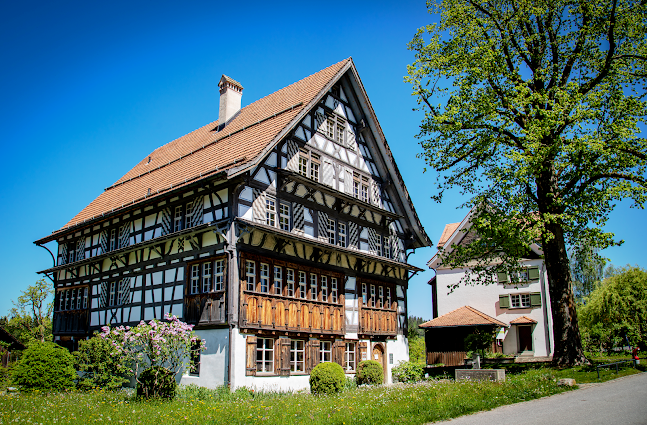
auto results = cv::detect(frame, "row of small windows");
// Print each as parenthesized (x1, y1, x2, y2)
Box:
(56, 288, 88, 311)
(255, 337, 356, 374)
(361, 282, 394, 310)
(245, 260, 339, 304)
(189, 259, 226, 294)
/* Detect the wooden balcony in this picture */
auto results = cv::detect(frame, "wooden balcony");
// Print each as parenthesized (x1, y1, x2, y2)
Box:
(53, 309, 89, 335)
(184, 292, 226, 326)
(358, 301, 397, 336)
(241, 291, 344, 335)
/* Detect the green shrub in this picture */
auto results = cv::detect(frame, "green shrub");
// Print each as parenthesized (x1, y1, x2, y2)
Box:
(309, 362, 345, 395)
(136, 366, 177, 399)
(75, 336, 131, 391)
(391, 360, 424, 383)
(11, 342, 76, 392)
(356, 360, 383, 385)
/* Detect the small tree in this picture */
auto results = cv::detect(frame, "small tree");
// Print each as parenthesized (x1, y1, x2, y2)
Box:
(464, 328, 497, 357)
(2, 279, 53, 345)
(11, 341, 76, 392)
(99, 314, 204, 397)
(75, 336, 132, 391)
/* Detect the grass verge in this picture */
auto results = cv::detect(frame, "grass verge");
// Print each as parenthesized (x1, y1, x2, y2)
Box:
(1, 369, 570, 425)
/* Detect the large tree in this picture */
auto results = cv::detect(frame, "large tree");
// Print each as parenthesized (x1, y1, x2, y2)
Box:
(1, 279, 53, 344)
(407, 0, 647, 366)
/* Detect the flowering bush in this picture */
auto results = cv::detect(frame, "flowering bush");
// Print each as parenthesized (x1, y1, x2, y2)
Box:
(99, 313, 205, 396)
(391, 360, 424, 383)
(74, 336, 132, 391)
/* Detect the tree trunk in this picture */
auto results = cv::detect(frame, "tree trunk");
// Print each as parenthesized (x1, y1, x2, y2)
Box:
(541, 221, 589, 367)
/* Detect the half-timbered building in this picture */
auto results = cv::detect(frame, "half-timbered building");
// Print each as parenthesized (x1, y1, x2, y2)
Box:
(35, 58, 430, 390)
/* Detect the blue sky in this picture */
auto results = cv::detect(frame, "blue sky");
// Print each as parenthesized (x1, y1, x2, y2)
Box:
(1, 0, 644, 320)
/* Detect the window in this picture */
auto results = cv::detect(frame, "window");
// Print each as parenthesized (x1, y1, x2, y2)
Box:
(185, 201, 194, 229)
(287, 269, 295, 297)
(310, 274, 318, 300)
(378, 286, 384, 309)
(82, 287, 88, 309)
(108, 281, 116, 306)
(174, 205, 183, 232)
(384, 237, 391, 259)
(376, 235, 383, 256)
(327, 219, 336, 244)
(191, 264, 200, 294)
(362, 283, 367, 305)
(352, 173, 370, 203)
(361, 176, 369, 202)
(320, 341, 332, 363)
(266, 198, 276, 227)
(345, 342, 356, 371)
(246, 261, 256, 291)
(299, 149, 321, 182)
(386, 287, 392, 310)
(279, 203, 290, 231)
(189, 339, 201, 376)
(321, 276, 328, 302)
(260, 263, 270, 293)
(256, 338, 274, 373)
(290, 340, 305, 372)
(310, 154, 320, 181)
(273, 266, 282, 295)
(338, 223, 346, 248)
(323, 113, 346, 147)
(58, 288, 89, 311)
(510, 293, 531, 308)
(202, 263, 212, 293)
(69, 249, 75, 264)
(109, 229, 117, 251)
(299, 271, 307, 299)
(331, 278, 338, 303)
(370, 284, 376, 307)
(298, 153, 309, 176)
(214, 259, 224, 291)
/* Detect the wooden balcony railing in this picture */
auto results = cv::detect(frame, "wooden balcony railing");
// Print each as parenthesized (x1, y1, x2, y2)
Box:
(358, 301, 397, 336)
(184, 292, 226, 326)
(241, 290, 344, 335)
(53, 310, 89, 335)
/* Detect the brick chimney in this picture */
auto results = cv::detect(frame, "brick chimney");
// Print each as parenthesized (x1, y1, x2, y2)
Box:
(218, 75, 243, 126)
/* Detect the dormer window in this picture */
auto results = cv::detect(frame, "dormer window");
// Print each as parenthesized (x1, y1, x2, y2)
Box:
(324, 113, 346, 147)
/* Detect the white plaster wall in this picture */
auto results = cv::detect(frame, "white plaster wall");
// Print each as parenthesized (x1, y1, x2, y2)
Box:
(180, 328, 229, 389)
(435, 259, 553, 357)
(385, 335, 408, 384)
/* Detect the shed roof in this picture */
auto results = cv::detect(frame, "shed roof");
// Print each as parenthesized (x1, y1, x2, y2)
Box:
(419, 305, 508, 328)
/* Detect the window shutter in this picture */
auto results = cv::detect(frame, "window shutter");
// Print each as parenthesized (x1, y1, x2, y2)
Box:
(306, 339, 320, 373)
(530, 292, 542, 307)
(279, 338, 291, 376)
(246, 335, 257, 376)
(499, 294, 510, 309)
(497, 272, 509, 284)
(332, 340, 345, 367)
(528, 267, 540, 281)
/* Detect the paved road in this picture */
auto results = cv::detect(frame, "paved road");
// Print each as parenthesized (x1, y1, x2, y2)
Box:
(431, 372, 647, 425)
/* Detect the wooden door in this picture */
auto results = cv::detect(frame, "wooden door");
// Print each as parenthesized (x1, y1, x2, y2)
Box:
(518, 326, 533, 352)
(372, 343, 385, 383)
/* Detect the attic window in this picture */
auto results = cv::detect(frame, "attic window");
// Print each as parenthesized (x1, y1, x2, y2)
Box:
(324, 113, 346, 147)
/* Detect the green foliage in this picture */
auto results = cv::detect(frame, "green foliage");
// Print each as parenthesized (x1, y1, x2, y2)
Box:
(570, 244, 606, 302)
(409, 335, 426, 364)
(1, 279, 53, 345)
(391, 361, 424, 383)
(11, 341, 75, 392)
(309, 362, 345, 395)
(355, 360, 383, 385)
(464, 328, 497, 356)
(74, 336, 132, 391)
(406, 0, 647, 366)
(136, 366, 177, 399)
(407, 316, 426, 339)
(579, 266, 647, 351)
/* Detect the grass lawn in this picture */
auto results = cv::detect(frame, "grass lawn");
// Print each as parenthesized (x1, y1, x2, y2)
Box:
(1, 369, 570, 425)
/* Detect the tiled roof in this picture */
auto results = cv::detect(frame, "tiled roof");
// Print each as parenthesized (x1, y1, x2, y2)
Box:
(437, 222, 460, 248)
(419, 305, 508, 328)
(52, 58, 351, 235)
(510, 316, 537, 324)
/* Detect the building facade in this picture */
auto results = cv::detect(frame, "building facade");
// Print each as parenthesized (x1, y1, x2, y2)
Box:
(35, 58, 430, 390)
(426, 210, 554, 360)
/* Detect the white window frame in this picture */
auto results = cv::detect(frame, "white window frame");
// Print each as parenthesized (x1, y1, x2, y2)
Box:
(310, 274, 318, 301)
(386, 287, 392, 310)
(290, 340, 305, 372)
(108, 281, 116, 306)
(83, 287, 88, 309)
(376, 234, 383, 256)
(246, 260, 256, 291)
(260, 263, 270, 293)
(287, 269, 295, 297)
(299, 271, 307, 299)
(321, 276, 328, 303)
(510, 293, 531, 308)
(362, 283, 367, 305)
(327, 218, 336, 245)
(185, 201, 194, 229)
(370, 284, 376, 308)
(378, 286, 384, 309)
(279, 203, 290, 231)
(256, 337, 274, 373)
(338, 222, 346, 248)
(266, 197, 276, 227)
(320, 341, 332, 363)
(109, 228, 117, 251)
(345, 342, 356, 371)
(331, 277, 338, 303)
(273, 266, 282, 295)
(191, 264, 200, 295)
(202, 262, 212, 293)
(214, 259, 224, 291)
(174, 205, 183, 232)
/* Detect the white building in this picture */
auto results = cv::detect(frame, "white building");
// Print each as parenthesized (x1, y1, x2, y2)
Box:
(425, 210, 554, 361)
(35, 58, 431, 390)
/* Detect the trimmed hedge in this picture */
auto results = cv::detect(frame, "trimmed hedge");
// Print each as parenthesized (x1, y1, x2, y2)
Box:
(11, 342, 76, 392)
(309, 362, 345, 395)
(137, 366, 177, 399)
(356, 360, 383, 385)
